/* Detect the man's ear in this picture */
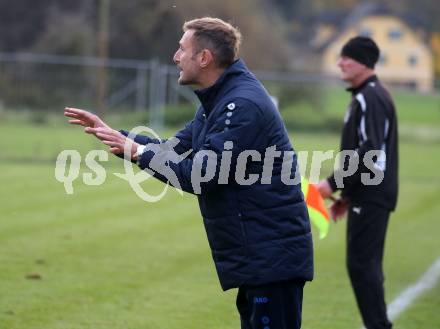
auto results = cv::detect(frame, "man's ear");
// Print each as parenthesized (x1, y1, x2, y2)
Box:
(199, 49, 214, 68)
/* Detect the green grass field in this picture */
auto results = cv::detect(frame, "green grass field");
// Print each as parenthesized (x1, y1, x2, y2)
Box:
(279, 86, 440, 139)
(1, 101, 439, 329)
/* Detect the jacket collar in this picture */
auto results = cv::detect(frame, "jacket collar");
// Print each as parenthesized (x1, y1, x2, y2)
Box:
(347, 74, 378, 95)
(194, 59, 248, 115)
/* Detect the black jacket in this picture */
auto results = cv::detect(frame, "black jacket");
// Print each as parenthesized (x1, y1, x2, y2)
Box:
(328, 75, 398, 210)
(122, 59, 314, 290)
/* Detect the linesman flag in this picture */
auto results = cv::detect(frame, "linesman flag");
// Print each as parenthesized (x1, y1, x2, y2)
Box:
(301, 177, 330, 239)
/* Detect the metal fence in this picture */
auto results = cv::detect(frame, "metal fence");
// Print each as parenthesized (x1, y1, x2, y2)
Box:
(0, 53, 339, 126)
(0, 53, 189, 127)
(0, 52, 438, 130)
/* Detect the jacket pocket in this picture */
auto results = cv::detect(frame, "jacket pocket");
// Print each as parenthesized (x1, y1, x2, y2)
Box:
(203, 214, 247, 251)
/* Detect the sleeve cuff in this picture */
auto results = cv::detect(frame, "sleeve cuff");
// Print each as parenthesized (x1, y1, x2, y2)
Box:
(327, 175, 338, 192)
(135, 145, 147, 165)
(119, 129, 157, 145)
(137, 144, 161, 170)
(119, 129, 129, 137)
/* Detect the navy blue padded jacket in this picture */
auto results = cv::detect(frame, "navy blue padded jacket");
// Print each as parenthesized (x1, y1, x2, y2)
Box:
(121, 59, 314, 290)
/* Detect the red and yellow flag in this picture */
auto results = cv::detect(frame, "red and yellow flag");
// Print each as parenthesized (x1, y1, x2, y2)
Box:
(301, 177, 330, 239)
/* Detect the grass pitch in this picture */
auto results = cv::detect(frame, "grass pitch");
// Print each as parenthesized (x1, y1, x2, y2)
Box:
(0, 112, 439, 328)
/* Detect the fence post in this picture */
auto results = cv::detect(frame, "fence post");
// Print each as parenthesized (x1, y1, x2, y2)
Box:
(169, 67, 179, 106)
(149, 59, 166, 130)
(135, 66, 147, 112)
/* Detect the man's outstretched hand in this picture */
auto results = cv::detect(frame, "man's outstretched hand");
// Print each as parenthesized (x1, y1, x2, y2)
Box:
(86, 126, 138, 156)
(64, 107, 110, 130)
(64, 107, 139, 157)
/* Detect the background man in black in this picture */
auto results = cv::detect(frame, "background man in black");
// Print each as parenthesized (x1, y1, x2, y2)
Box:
(317, 36, 398, 329)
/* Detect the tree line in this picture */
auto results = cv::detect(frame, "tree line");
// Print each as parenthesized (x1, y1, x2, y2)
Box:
(1, 0, 439, 71)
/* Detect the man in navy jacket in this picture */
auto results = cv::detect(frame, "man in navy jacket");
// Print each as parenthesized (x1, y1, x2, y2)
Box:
(65, 17, 313, 329)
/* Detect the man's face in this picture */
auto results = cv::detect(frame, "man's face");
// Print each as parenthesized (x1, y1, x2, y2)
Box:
(173, 30, 201, 86)
(337, 56, 367, 86)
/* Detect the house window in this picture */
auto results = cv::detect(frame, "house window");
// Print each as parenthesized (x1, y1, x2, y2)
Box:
(359, 27, 372, 38)
(388, 27, 403, 40)
(408, 55, 418, 67)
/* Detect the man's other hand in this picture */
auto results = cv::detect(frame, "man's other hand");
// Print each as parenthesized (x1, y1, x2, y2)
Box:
(86, 127, 139, 157)
(317, 180, 333, 199)
(64, 107, 139, 159)
(330, 198, 348, 222)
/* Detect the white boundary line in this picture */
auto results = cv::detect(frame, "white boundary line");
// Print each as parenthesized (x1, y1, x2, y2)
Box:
(387, 256, 440, 320)
(359, 256, 440, 328)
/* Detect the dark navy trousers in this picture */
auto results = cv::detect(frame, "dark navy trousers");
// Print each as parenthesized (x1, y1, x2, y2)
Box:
(236, 280, 305, 329)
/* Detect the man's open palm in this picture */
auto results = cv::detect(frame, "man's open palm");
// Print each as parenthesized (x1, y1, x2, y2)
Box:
(64, 107, 110, 129)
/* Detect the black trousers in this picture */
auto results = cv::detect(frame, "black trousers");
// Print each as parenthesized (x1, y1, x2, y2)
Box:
(347, 202, 392, 329)
(236, 280, 305, 329)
